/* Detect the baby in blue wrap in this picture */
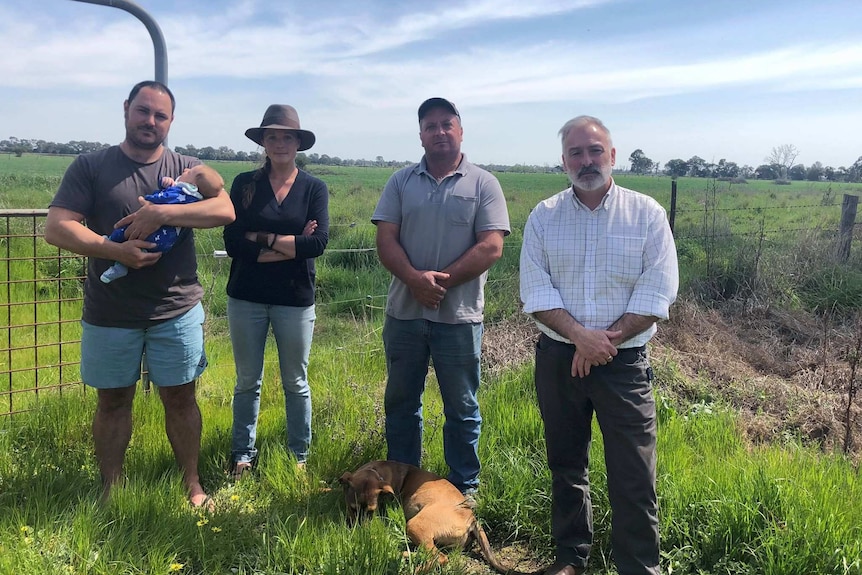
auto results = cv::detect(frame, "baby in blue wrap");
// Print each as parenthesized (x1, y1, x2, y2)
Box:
(100, 164, 224, 283)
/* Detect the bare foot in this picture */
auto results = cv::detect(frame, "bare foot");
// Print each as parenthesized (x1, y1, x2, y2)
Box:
(188, 484, 214, 512)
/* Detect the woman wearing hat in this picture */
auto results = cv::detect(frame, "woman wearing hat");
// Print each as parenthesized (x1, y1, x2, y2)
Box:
(223, 105, 329, 478)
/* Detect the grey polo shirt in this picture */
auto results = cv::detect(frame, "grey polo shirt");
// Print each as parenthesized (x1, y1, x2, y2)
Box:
(371, 155, 510, 324)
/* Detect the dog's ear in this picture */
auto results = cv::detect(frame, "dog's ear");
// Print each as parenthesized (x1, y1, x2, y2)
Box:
(380, 483, 395, 496)
(338, 472, 352, 486)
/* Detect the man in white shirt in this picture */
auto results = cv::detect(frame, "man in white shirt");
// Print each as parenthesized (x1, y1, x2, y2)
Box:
(520, 116, 678, 575)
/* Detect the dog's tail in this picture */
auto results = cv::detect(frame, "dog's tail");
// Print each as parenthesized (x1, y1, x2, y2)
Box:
(470, 520, 545, 575)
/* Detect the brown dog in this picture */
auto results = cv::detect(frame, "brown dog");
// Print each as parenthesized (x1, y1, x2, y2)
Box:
(339, 460, 541, 575)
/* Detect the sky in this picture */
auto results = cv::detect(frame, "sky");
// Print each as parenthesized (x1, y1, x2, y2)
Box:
(2, 0, 861, 170)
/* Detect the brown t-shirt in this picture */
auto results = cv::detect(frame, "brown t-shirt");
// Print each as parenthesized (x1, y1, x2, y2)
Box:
(50, 146, 204, 328)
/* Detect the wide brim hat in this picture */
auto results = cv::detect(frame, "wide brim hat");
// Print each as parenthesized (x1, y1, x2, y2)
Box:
(245, 104, 316, 151)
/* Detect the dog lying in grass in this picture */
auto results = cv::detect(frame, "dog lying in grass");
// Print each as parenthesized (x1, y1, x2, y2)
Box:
(339, 459, 541, 574)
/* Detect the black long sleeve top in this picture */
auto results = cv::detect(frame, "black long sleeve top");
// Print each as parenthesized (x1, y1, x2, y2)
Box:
(223, 169, 329, 307)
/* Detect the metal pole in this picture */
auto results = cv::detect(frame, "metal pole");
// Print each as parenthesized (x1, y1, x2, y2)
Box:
(669, 179, 677, 234)
(69, 0, 167, 85)
(69, 0, 168, 389)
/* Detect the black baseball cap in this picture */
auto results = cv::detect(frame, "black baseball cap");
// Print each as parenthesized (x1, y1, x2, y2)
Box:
(418, 97, 460, 122)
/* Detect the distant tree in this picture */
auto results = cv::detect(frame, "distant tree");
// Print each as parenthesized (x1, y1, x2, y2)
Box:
(686, 156, 709, 177)
(628, 149, 655, 174)
(740, 165, 754, 179)
(764, 144, 799, 179)
(703, 162, 717, 178)
(806, 161, 824, 181)
(755, 164, 778, 180)
(715, 159, 740, 179)
(296, 152, 308, 169)
(197, 146, 217, 160)
(849, 156, 862, 182)
(663, 158, 688, 178)
(788, 164, 806, 181)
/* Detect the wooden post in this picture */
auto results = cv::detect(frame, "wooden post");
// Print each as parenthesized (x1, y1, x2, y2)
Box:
(669, 180, 677, 234)
(838, 193, 859, 262)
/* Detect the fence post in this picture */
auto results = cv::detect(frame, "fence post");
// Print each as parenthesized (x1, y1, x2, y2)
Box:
(669, 180, 677, 234)
(838, 194, 859, 262)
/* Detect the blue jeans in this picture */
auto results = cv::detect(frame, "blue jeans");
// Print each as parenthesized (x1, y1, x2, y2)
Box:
(228, 297, 315, 464)
(382, 315, 483, 492)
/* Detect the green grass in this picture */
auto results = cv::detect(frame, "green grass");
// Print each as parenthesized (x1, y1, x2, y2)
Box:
(2, 352, 861, 575)
(2, 156, 862, 574)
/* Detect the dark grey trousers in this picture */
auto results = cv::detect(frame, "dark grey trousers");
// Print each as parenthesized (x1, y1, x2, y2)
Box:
(534, 333, 660, 575)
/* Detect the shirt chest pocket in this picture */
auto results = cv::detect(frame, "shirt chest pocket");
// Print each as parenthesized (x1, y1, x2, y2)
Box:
(446, 193, 478, 226)
(605, 235, 644, 281)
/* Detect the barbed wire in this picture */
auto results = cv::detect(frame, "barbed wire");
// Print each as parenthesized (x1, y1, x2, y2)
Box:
(675, 202, 838, 213)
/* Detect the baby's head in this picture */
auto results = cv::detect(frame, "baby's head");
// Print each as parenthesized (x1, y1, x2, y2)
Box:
(177, 165, 224, 198)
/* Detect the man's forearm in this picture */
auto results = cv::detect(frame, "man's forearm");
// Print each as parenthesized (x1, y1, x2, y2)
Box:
(607, 313, 658, 345)
(158, 191, 235, 229)
(440, 230, 504, 288)
(533, 309, 586, 342)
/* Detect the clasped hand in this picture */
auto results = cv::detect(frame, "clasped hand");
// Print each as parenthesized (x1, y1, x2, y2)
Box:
(571, 328, 622, 378)
(409, 270, 450, 309)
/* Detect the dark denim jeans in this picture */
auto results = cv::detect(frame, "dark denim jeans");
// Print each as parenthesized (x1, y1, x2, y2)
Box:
(535, 334, 659, 575)
(382, 315, 483, 492)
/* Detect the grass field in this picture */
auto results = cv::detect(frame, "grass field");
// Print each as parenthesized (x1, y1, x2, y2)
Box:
(1, 153, 861, 574)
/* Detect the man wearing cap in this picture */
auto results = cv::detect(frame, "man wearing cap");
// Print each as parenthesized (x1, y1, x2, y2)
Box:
(223, 104, 329, 479)
(45, 80, 235, 508)
(371, 97, 510, 497)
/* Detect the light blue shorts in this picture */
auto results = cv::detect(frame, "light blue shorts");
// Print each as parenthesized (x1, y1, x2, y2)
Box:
(80, 302, 208, 389)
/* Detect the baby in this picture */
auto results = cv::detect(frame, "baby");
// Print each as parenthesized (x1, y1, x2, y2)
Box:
(100, 164, 224, 283)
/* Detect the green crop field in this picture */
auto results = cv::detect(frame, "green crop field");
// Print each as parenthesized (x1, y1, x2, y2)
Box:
(1, 153, 861, 575)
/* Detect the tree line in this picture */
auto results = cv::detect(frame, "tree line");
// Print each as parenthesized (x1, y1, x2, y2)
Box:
(630, 144, 862, 183)
(5, 136, 862, 182)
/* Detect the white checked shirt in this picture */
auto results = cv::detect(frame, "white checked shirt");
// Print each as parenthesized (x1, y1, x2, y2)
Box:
(520, 180, 679, 348)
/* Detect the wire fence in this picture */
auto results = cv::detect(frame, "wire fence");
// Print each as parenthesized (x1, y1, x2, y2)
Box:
(2, 194, 859, 416)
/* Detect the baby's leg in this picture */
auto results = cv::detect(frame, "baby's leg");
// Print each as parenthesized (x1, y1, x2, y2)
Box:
(100, 262, 129, 283)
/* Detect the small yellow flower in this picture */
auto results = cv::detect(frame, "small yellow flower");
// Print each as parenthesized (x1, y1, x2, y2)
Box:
(23, 537, 33, 545)
(169, 562, 185, 572)
(20, 525, 31, 534)
(196, 518, 209, 527)
(211, 526, 222, 533)
(230, 494, 240, 502)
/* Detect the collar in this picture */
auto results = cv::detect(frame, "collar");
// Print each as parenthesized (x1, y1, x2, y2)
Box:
(416, 153, 469, 177)
(569, 178, 616, 211)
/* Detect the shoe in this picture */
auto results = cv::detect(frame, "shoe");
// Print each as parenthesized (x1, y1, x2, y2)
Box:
(100, 263, 128, 284)
(229, 461, 253, 481)
(543, 561, 585, 575)
(460, 488, 478, 509)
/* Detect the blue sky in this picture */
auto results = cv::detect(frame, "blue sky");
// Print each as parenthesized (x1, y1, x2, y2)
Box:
(2, 0, 861, 170)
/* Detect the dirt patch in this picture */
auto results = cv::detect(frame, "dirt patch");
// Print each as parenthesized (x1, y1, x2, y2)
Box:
(483, 300, 862, 462)
(482, 312, 538, 378)
(654, 299, 862, 460)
